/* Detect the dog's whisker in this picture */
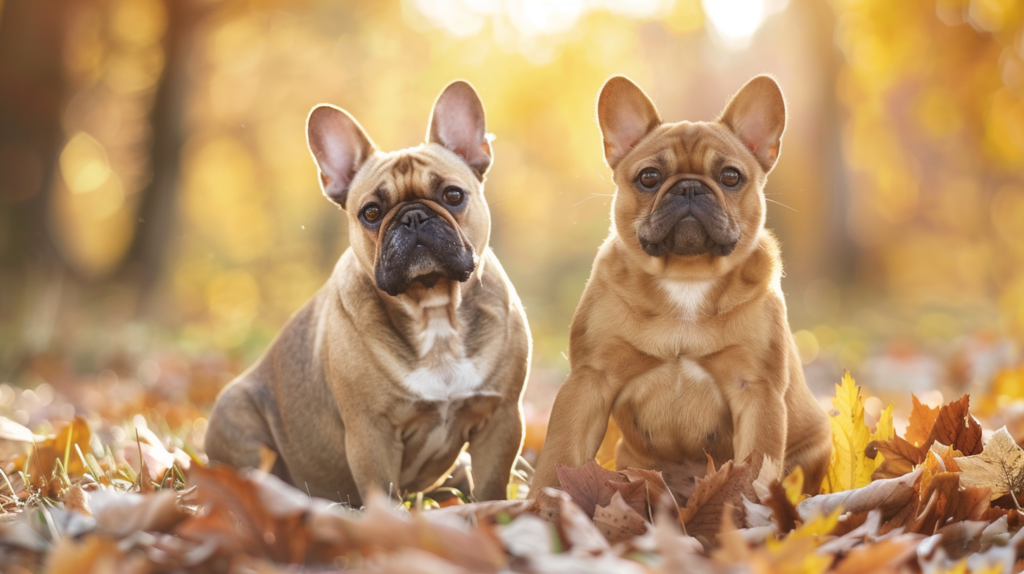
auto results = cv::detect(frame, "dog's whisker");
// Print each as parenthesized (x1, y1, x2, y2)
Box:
(765, 198, 798, 212)
(573, 193, 615, 206)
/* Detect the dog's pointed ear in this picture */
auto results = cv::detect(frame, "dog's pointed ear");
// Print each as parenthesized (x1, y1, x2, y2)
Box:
(719, 75, 787, 173)
(427, 80, 492, 178)
(306, 104, 377, 208)
(597, 76, 662, 169)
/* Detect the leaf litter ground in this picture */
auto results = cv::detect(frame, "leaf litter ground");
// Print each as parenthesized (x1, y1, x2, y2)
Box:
(5, 364, 1024, 572)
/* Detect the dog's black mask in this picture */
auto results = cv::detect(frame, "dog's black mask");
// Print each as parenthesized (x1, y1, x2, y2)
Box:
(636, 179, 742, 257)
(375, 202, 477, 296)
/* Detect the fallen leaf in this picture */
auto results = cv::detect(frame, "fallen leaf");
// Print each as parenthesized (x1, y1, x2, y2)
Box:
(621, 467, 679, 516)
(90, 487, 188, 538)
(64, 484, 92, 517)
(871, 436, 925, 480)
(954, 427, 1024, 502)
(832, 537, 921, 574)
(822, 372, 892, 493)
(911, 472, 990, 535)
(765, 481, 800, 532)
(798, 468, 922, 522)
(555, 460, 625, 518)
(928, 395, 983, 456)
(593, 491, 646, 542)
(906, 394, 940, 448)
(678, 455, 755, 541)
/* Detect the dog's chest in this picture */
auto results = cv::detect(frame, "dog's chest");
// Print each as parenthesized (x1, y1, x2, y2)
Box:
(614, 356, 732, 460)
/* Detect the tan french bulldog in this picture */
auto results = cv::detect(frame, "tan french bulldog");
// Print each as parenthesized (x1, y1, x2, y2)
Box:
(532, 75, 831, 496)
(205, 81, 531, 505)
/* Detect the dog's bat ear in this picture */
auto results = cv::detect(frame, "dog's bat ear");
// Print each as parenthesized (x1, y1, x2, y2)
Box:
(306, 104, 377, 208)
(597, 76, 662, 169)
(719, 75, 787, 173)
(427, 80, 492, 178)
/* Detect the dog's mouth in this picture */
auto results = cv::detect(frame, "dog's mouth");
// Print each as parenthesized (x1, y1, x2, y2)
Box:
(375, 202, 477, 296)
(636, 179, 741, 258)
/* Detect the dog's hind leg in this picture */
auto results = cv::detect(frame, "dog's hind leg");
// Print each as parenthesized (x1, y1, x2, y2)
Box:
(205, 380, 290, 482)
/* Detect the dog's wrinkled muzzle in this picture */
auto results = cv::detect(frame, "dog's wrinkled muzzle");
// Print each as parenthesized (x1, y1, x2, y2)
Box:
(375, 202, 477, 296)
(637, 178, 741, 257)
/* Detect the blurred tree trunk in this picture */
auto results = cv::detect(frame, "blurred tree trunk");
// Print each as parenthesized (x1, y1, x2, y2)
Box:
(117, 0, 206, 310)
(0, 0, 75, 358)
(800, 0, 858, 283)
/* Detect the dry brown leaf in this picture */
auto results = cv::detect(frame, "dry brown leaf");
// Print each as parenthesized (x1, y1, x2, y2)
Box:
(426, 499, 531, 523)
(621, 467, 680, 516)
(832, 536, 921, 574)
(936, 519, 988, 558)
(549, 487, 610, 555)
(604, 477, 648, 519)
(90, 488, 188, 538)
(19, 416, 92, 487)
(64, 484, 92, 517)
(677, 455, 754, 542)
(905, 394, 940, 448)
(593, 491, 647, 543)
(764, 481, 800, 532)
(910, 472, 990, 535)
(927, 395, 983, 456)
(45, 535, 148, 574)
(554, 460, 625, 518)
(954, 427, 1024, 502)
(797, 468, 921, 522)
(871, 436, 926, 480)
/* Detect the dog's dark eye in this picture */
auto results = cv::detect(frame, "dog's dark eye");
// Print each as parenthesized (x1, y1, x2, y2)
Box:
(442, 186, 464, 206)
(720, 168, 741, 188)
(638, 168, 661, 190)
(361, 203, 382, 223)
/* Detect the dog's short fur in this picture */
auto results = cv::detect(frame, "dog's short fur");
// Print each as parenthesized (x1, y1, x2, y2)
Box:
(532, 75, 831, 495)
(205, 81, 531, 506)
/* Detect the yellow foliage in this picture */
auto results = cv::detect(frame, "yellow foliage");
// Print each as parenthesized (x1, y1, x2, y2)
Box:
(821, 372, 894, 493)
(757, 508, 842, 574)
(782, 466, 806, 505)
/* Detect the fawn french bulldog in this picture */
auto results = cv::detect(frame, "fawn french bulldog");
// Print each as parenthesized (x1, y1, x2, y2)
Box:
(532, 75, 831, 495)
(205, 81, 531, 505)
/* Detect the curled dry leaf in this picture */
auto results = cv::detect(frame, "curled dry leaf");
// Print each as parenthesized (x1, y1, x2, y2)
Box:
(798, 468, 922, 522)
(90, 487, 188, 539)
(678, 455, 755, 541)
(63, 484, 92, 517)
(954, 426, 1024, 502)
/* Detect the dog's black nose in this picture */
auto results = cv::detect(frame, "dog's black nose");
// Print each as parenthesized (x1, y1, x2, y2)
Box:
(669, 179, 713, 200)
(399, 206, 431, 230)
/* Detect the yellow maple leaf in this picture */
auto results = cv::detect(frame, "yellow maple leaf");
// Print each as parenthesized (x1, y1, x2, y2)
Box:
(758, 507, 842, 574)
(820, 372, 893, 493)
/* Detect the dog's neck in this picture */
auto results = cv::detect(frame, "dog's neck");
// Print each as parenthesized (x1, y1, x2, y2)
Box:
(393, 278, 466, 366)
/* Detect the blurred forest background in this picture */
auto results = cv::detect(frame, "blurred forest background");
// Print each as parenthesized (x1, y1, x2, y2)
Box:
(1, 0, 1023, 427)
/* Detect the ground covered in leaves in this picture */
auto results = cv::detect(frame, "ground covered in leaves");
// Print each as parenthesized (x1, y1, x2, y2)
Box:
(5, 360, 1024, 572)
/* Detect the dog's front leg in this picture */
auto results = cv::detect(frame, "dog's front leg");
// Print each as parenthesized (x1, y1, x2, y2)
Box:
(530, 366, 616, 495)
(722, 377, 787, 472)
(466, 403, 524, 501)
(344, 415, 403, 503)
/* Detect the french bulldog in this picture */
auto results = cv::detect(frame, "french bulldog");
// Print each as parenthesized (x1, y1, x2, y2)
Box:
(205, 81, 531, 505)
(532, 75, 831, 495)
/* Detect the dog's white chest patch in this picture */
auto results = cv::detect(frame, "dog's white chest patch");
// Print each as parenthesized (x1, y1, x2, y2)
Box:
(660, 279, 713, 319)
(679, 357, 713, 384)
(403, 359, 483, 402)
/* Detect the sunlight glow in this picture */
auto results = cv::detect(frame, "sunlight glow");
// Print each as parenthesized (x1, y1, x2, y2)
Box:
(411, 0, 675, 40)
(701, 0, 789, 48)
